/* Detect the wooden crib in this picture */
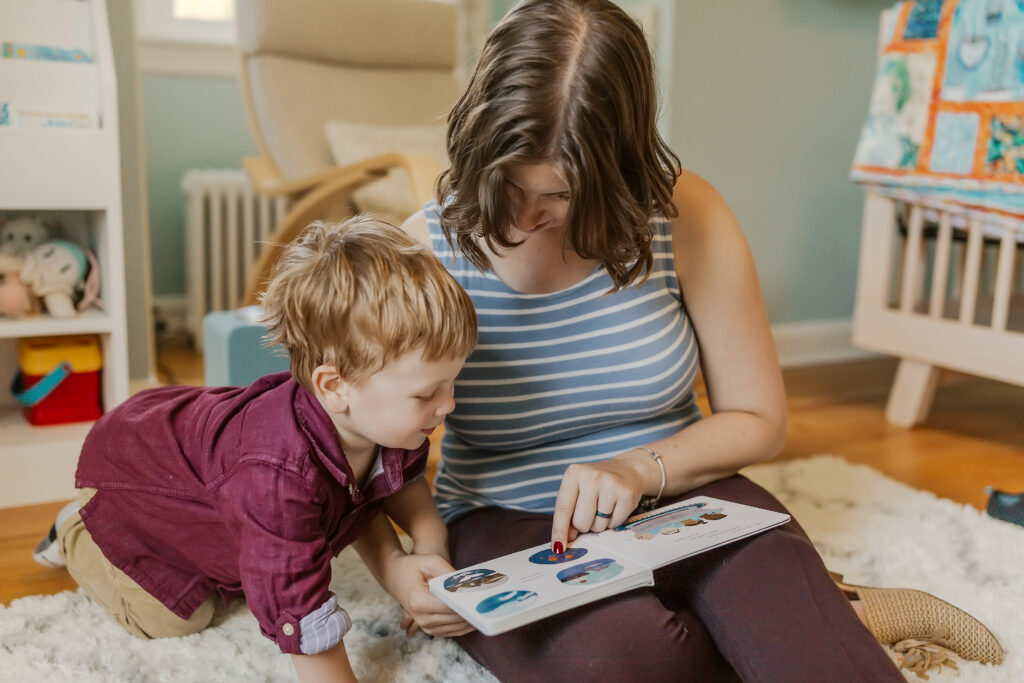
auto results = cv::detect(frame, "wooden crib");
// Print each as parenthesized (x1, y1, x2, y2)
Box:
(852, 191, 1024, 427)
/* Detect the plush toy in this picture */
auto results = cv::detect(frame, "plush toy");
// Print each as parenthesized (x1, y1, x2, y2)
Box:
(19, 239, 101, 318)
(0, 215, 55, 258)
(0, 248, 29, 316)
(0, 271, 40, 317)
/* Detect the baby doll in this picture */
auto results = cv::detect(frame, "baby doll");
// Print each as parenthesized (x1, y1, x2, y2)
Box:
(19, 239, 101, 317)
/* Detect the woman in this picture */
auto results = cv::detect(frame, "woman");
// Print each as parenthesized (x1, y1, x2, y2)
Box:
(398, 1, 1002, 679)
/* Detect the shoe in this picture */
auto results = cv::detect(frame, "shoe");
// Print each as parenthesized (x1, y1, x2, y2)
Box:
(831, 572, 1004, 673)
(32, 500, 80, 568)
(985, 486, 1024, 527)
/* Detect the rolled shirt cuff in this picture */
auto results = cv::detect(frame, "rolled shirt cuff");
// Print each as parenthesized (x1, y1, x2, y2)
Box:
(298, 593, 352, 655)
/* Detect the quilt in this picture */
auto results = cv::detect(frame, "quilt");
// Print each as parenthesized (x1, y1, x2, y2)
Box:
(851, 0, 1024, 222)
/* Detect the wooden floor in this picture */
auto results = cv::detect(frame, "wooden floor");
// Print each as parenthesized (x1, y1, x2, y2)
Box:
(2, 341, 1022, 607)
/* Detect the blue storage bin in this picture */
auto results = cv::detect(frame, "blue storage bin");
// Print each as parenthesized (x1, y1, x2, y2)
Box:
(202, 307, 290, 386)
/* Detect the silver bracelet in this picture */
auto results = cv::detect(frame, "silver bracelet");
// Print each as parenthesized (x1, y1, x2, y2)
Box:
(634, 446, 665, 512)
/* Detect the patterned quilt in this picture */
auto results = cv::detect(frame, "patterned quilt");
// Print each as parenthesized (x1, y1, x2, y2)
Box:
(851, 0, 1024, 223)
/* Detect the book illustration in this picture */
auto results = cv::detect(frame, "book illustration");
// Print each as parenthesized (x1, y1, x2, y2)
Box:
(528, 546, 588, 564)
(614, 503, 727, 540)
(476, 590, 538, 616)
(443, 568, 508, 593)
(556, 558, 624, 585)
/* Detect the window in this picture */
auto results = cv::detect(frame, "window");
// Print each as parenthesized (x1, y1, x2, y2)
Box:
(133, 0, 237, 77)
(134, 0, 236, 46)
(173, 0, 234, 22)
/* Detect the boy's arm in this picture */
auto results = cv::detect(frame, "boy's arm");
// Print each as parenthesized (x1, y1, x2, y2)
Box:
(352, 512, 473, 638)
(290, 642, 356, 683)
(381, 477, 449, 559)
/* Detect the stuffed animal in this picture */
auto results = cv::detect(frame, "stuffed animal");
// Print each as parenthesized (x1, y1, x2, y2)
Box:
(0, 248, 30, 316)
(0, 271, 40, 317)
(19, 239, 101, 318)
(0, 215, 55, 258)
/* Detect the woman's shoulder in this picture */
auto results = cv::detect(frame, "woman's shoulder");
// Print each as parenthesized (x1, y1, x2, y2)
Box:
(668, 169, 747, 277)
(670, 169, 736, 235)
(399, 209, 432, 248)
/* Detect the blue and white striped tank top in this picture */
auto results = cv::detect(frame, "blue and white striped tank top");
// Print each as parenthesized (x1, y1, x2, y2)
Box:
(426, 200, 703, 522)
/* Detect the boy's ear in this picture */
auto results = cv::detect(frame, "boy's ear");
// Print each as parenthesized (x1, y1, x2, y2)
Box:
(311, 364, 350, 413)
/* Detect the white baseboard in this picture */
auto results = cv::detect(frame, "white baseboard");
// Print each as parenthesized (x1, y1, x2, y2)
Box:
(772, 319, 880, 368)
(152, 295, 189, 338)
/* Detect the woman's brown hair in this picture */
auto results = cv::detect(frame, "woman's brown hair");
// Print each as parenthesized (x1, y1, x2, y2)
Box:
(436, 0, 681, 289)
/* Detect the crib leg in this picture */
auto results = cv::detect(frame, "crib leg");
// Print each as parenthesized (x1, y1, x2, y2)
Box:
(885, 359, 942, 427)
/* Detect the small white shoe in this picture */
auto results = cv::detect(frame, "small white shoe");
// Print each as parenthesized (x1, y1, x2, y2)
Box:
(31, 500, 80, 568)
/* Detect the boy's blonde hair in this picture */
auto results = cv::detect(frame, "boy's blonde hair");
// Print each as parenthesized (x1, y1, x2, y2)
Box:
(260, 216, 478, 389)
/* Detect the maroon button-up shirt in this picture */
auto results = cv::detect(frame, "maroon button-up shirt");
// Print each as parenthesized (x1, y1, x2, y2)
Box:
(75, 371, 427, 653)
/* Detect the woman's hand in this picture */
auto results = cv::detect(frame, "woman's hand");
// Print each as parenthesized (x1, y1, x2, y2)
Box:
(381, 552, 475, 638)
(549, 451, 655, 552)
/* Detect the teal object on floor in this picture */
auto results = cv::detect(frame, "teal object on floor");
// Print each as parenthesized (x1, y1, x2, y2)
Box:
(985, 486, 1024, 528)
(202, 307, 290, 387)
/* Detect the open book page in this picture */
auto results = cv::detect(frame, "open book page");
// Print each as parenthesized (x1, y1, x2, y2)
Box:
(429, 496, 791, 635)
(428, 537, 654, 636)
(590, 496, 791, 569)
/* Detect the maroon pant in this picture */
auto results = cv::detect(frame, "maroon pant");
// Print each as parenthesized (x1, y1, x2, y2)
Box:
(447, 475, 904, 682)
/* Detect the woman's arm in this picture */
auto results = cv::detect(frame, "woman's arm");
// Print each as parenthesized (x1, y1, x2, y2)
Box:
(550, 171, 786, 547)
(657, 169, 787, 486)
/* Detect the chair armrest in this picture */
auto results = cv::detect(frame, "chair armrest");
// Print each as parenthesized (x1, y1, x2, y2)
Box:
(239, 152, 442, 307)
(243, 152, 442, 203)
(242, 157, 290, 195)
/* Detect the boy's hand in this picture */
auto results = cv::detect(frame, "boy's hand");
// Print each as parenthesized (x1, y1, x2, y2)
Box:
(384, 552, 474, 638)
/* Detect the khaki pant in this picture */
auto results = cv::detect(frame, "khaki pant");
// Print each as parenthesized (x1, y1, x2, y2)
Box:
(58, 488, 216, 640)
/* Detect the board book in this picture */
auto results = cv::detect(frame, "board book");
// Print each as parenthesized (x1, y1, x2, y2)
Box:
(428, 496, 791, 635)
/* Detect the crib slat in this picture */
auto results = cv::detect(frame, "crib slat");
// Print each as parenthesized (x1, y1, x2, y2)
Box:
(928, 212, 954, 318)
(900, 205, 926, 313)
(991, 228, 1017, 331)
(958, 217, 984, 325)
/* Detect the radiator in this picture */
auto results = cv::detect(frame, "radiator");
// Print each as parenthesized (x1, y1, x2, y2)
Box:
(181, 169, 290, 350)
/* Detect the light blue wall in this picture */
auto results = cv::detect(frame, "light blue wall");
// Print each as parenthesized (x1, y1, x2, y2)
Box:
(141, 74, 256, 296)
(670, 0, 892, 323)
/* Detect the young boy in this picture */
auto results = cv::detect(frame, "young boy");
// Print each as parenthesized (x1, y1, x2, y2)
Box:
(33, 216, 478, 682)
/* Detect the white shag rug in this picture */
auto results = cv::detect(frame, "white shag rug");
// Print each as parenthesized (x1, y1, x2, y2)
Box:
(1, 455, 1020, 682)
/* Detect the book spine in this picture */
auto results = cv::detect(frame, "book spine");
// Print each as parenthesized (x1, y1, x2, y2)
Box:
(2, 42, 92, 63)
(0, 102, 96, 129)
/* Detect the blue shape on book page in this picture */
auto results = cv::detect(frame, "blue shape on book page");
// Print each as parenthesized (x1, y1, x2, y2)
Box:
(528, 546, 588, 565)
(476, 590, 539, 616)
(556, 558, 624, 585)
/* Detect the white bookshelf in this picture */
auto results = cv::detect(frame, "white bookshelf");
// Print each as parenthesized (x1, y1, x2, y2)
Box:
(0, 0, 129, 507)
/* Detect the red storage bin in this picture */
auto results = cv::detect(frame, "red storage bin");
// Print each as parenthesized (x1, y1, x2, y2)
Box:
(13, 335, 103, 425)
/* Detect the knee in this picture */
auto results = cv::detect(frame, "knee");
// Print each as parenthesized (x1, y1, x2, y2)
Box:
(605, 609, 730, 681)
(553, 598, 731, 681)
(127, 595, 216, 639)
